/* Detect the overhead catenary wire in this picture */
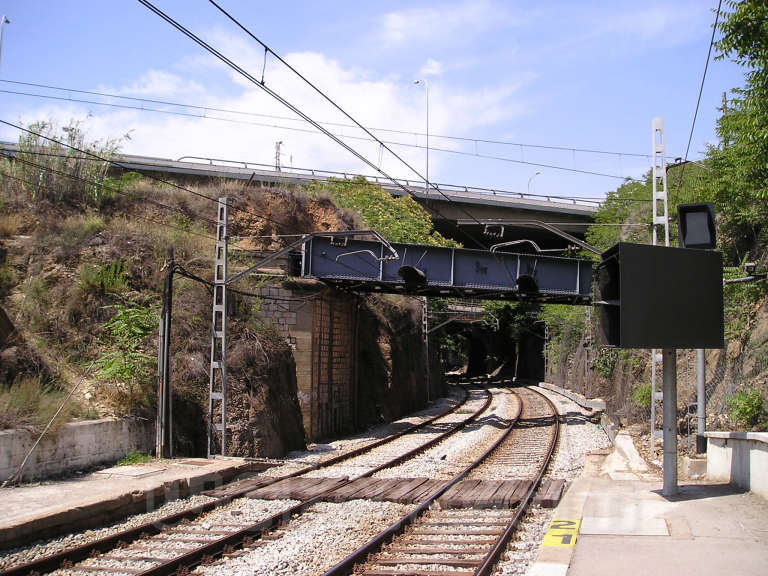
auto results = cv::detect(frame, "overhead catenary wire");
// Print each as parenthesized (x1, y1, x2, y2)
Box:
(137, 0, 417, 201)
(136, 0, 530, 259)
(0, 83, 650, 182)
(676, 0, 722, 193)
(205, 0, 645, 187)
(0, 78, 665, 160)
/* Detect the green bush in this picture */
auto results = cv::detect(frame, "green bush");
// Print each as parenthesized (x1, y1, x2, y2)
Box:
(631, 382, 653, 408)
(306, 177, 458, 247)
(728, 387, 766, 430)
(116, 450, 153, 466)
(95, 302, 158, 414)
(593, 348, 619, 378)
(80, 260, 128, 295)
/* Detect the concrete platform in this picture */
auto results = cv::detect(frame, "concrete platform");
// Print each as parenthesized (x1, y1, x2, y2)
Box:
(0, 457, 254, 549)
(530, 432, 768, 576)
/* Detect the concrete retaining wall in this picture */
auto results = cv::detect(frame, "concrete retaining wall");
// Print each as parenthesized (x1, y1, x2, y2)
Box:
(538, 381, 607, 412)
(0, 418, 154, 482)
(705, 431, 768, 499)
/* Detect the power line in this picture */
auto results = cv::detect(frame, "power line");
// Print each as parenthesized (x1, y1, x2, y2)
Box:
(0, 85, 644, 182)
(144, 0, 598, 269)
(0, 78, 663, 160)
(135, 0, 515, 272)
(677, 0, 722, 192)
(137, 0, 416, 200)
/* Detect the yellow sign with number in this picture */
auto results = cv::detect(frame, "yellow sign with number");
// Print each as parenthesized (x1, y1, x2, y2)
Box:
(542, 518, 581, 547)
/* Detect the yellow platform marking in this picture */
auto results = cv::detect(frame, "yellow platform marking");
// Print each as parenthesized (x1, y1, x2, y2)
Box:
(542, 518, 581, 547)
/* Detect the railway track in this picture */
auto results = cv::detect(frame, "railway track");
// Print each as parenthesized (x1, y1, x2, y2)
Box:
(322, 385, 559, 576)
(1, 384, 494, 576)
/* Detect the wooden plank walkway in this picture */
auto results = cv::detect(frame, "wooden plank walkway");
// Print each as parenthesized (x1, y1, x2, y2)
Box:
(236, 476, 564, 508)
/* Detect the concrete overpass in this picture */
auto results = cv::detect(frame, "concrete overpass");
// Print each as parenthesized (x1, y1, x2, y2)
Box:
(0, 143, 598, 248)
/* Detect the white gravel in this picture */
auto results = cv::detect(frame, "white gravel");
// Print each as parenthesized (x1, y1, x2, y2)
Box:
(468, 387, 555, 481)
(373, 387, 519, 480)
(0, 387, 463, 572)
(493, 386, 611, 576)
(49, 498, 298, 576)
(302, 388, 490, 480)
(0, 494, 216, 571)
(195, 500, 412, 576)
(261, 387, 464, 478)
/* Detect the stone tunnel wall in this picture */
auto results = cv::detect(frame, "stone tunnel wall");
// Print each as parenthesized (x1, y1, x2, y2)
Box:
(259, 281, 428, 442)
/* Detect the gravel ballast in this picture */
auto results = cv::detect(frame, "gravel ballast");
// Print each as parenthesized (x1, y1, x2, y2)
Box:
(494, 386, 611, 575)
(194, 500, 412, 576)
(373, 387, 519, 480)
(261, 387, 464, 478)
(303, 388, 491, 480)
(0, 494, 215, 570)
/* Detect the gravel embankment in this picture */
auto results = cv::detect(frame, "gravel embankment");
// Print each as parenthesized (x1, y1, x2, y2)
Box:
(261, 387, 464, 478)
(302, 388, 490, 479)
(494, 386, 611, 576)
(373, 387, 519, 480)
(0, 387, 464, 572)
(0, 494, 215, 571)
(51, 499, 298, 576)
(195, 500, 412, 576)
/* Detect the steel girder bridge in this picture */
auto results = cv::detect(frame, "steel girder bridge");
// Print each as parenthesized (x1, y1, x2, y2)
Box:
(230, 231, 595, 305)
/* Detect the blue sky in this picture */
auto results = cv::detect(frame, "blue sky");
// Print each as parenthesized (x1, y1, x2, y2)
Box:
(0, 0, 745, 200)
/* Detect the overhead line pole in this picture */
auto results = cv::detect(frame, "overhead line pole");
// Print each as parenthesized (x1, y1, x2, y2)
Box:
(156, 247, 174, 459)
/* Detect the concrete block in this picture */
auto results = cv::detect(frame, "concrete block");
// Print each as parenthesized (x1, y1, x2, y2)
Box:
(682, 455, 707, 479)
(705, 432, 768, 499)
(539, 382, 606, 412)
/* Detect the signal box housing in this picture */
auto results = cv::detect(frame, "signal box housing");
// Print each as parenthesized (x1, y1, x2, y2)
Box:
(596, 242, 724, 349)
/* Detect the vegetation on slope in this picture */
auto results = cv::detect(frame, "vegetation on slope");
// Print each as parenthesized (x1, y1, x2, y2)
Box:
(542, 0, 768, 432)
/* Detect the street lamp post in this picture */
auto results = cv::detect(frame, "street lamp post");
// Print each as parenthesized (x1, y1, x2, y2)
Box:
(0, 15, 10, 74)
(414, 79, 429, 197)
(527, 170, 541, 195)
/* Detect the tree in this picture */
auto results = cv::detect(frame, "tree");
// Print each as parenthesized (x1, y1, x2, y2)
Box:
(706, 0, 768, 257)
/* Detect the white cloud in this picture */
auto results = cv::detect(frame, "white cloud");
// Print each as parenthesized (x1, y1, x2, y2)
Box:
(9, 36, 527, 187)
(419, 59, 444, 77)
(107, 70, 204, 97)
(564, 2, 707, 50)
(379, 0, 517, 47)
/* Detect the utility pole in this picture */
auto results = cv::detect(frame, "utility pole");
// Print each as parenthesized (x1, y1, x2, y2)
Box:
(208, 199, 228, 457)
(422, 296, 430, 405)
(651, 118, 678, 496)
(0, 15, 10, 74)
(275, 141, 283, 172)
(156, 247, 174, 458)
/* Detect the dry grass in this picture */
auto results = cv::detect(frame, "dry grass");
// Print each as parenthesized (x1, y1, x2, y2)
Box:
(0, 377, 84, 433)
(0, 213, 25, 238)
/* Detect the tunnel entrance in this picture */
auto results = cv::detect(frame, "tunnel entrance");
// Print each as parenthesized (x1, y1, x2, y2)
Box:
(436, 303, 546, 382)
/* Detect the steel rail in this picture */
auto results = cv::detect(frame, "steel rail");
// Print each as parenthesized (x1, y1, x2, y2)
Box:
(474, 386, 560, 576)
(0, 386, 473, 576)
(126, 386, 493, 576)
(320, 383, 559, 576)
